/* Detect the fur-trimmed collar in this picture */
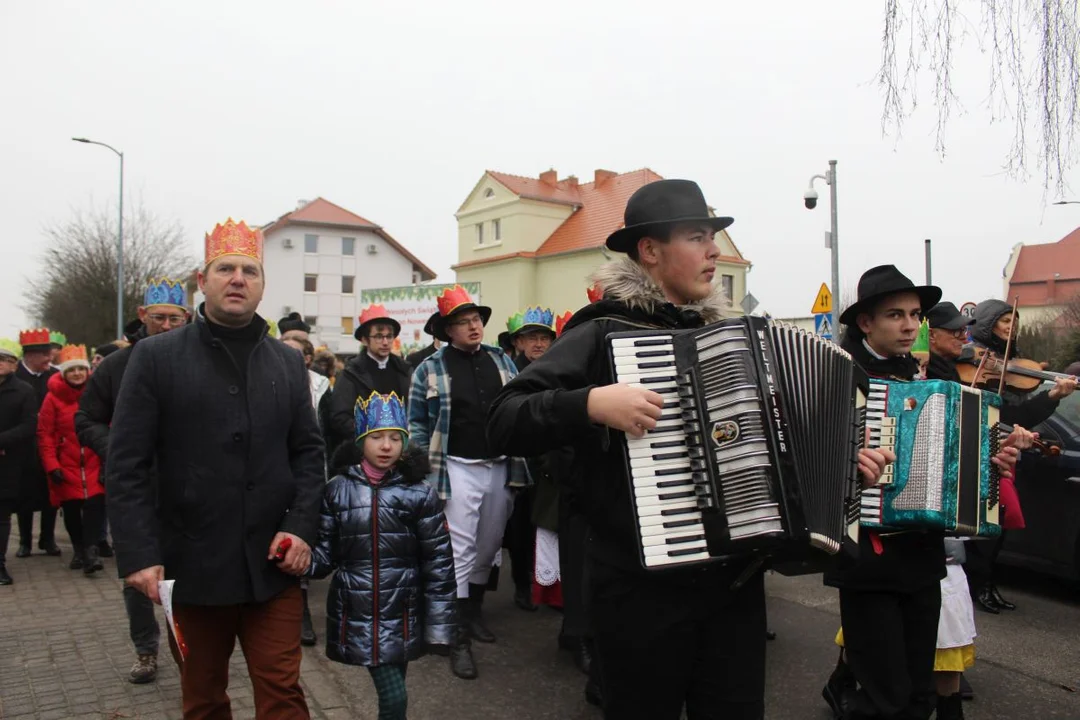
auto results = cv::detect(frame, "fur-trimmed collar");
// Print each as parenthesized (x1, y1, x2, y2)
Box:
(589, 257, 730, 326)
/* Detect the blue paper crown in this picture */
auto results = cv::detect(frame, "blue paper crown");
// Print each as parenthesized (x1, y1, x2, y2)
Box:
(355, 391, 408, 441)
(143, 278, 188, 309)
(523, 306, 554, 329)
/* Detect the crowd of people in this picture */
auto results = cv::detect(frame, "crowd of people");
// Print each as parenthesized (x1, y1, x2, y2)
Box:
(0, 180, 1075, 720)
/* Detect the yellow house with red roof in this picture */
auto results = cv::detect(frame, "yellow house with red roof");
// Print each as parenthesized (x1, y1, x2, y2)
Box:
(453, 168, 751, 343)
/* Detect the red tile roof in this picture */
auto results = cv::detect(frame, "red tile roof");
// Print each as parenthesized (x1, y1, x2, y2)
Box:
(262, 197, 435, 280)
(1010, 227, 1080, 283)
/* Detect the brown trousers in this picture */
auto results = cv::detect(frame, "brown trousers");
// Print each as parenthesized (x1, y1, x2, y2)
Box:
(167, 584, 309, 720)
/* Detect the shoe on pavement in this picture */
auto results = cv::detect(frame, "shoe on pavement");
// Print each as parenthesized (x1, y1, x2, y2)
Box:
(129, 654, 158, 684)
(97, 540, 114, 558)
(513, 586, 538, 612)
(15, 545, 30, 558)
(39, 540, 62, 557)
(0, 565, 12, 585)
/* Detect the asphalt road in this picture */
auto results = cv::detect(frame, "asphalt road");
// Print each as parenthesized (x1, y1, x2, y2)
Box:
(305, 557, 1080, 719)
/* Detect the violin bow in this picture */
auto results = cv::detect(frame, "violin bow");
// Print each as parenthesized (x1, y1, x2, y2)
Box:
(997, 295, 1021, 396)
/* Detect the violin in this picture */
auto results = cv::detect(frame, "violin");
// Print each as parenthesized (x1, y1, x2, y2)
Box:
(956, 346, 1076, 394)
(999, 423, 1062, 457)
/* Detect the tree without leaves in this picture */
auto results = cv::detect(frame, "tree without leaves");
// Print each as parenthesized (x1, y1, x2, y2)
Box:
(24, 201, 196, 346)
(880, 0, 1080, 193)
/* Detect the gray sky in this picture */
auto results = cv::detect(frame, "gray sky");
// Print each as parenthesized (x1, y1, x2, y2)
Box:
(2, 1, 1077, 339)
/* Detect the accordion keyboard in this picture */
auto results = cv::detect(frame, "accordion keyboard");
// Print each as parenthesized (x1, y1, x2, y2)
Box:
(859, 382, 895, 525)
(611, 334, 712, 567)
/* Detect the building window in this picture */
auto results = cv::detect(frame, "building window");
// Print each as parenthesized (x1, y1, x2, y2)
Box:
(342, 275, 355, 294)
(721, 274, 735, 305)
(342, 316, 355, 335)
(484, 188, 495, 198)
(476, 223, 484, 245)
(304, 315, 317, 329)
(304, 274, 318, 292)
(304, 234, 318, 253)
(493, 218, 501, 241)
(342, 237, 355, 256)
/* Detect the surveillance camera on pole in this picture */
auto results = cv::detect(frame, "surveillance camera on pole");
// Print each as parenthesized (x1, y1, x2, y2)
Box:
(803, 187, 819, 210)
(803, 160, 839, 337)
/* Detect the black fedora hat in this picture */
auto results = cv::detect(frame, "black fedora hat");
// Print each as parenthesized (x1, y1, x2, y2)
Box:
(606, 179, 734, 253)
(422, 310, 440, 339)
(839, 265, 942, 326)
(926, 302, 975, 331)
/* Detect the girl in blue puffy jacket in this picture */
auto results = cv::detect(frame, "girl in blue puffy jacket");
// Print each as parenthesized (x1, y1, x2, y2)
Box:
(308, 391, 458, 720)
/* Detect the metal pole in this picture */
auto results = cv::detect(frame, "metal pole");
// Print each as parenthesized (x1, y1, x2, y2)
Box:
(828, 160, 839, 336)
(117, 152, 124, 339)
(924, 238, 932, 285)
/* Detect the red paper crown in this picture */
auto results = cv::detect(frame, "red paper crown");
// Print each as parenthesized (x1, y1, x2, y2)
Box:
(437, 285, 475, 317)
(359, 304, 392, 326)
(205, 218, 264, 266)
(58, 345, 88, 365)
(19, 328, 51, 347)
(587, 284, 603, 303)
(555, 311, 573, 338)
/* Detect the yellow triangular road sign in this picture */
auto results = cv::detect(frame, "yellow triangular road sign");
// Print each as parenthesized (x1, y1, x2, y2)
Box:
(811, 283, 832, 314)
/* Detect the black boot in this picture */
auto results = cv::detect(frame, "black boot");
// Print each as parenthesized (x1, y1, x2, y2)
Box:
(584, 677, 604, 707)
(39, 538, 62, 557)
(958, 673, 974, 700)
(936, 693, 965, 720)
(513, 585, 538, 612)
(975, 585, 1001, 614)
(69, 545, 85, 570)
(15, 545, 30, 558)
(573, 637, 594, 676)
(97, 540, 114, 558)
(83, 545, 103, 574)
(465, 583, 496, 643)
(449, 600, 478, 680)
(990, 584, 1016, 610)
(300, 589, 317, 646)
(822, 651, 855, 719)
(0, 565, 12, 586)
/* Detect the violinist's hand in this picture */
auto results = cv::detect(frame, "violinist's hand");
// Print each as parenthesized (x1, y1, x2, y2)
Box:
(857, 447, 895, 488)
(1048, 375, 1078, 400)
(1003, 425, 1036, 451)
(992, 446, 1020, 478)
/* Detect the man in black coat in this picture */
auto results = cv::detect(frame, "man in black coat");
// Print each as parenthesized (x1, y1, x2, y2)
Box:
(925, 302, 975, 383)
(327, 304, 412, 455)
(107, 219, 325, 719)
(0, 344, 37, 585)
(13, 329, 60, 557)
(405, 311, 441, 370)
(75, 279, 191, 685)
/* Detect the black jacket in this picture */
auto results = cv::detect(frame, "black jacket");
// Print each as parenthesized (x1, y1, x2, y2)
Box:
(310, 445, 456, 666)
(487, 258, 751, 585)
(406, 344, 437, 370)
(0, 376, 37, 502)
(822, 335, 945, 593)
(75, 328, 146, 462)
(14, 362, 56, 509)
(106, 309, 326, 605)
(328, 353, 412, 453)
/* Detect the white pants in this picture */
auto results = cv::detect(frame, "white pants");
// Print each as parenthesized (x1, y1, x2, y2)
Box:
(444, 456, 514, 598)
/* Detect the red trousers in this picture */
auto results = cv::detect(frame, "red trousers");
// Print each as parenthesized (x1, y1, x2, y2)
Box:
(167, 585, 309, 720)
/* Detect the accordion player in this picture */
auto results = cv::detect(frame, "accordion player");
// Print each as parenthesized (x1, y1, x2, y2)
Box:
(607, 316, 869, 571)
(859, 378, 1003, 538)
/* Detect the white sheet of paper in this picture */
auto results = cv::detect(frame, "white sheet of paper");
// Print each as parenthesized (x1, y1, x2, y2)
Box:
(158, 579, 186, 661)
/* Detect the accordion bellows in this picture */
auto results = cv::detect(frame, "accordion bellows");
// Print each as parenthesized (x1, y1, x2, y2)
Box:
(860, 379, 1002, 537)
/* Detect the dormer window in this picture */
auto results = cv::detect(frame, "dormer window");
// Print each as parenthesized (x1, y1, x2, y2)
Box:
(483, 188, 495, 199)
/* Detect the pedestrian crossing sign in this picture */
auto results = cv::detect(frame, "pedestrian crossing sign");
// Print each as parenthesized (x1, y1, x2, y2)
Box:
(814, 313, 832, 340)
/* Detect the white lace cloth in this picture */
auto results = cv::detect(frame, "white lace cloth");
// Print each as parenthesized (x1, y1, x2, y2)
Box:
(534, 528, 561, 586)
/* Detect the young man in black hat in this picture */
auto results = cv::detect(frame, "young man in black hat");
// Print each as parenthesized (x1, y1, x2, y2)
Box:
(278, 311, 311, 343)
(487, 180, 893, 719)
(823, 267, 1023, 720)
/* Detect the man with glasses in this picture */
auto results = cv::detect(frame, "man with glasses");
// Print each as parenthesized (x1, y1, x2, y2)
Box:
(0, 343, 37, 585)
(327, 304, 412, 455)
(408, 285, 527, 680)
(75, 277, 190, 685)
(925, 302, 975, 383)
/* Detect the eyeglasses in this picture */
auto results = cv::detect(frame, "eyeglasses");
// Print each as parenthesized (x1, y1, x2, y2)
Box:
(369, 333, 396, 341)
(148, 314, 187, 326)
(448, 316, 483, 328)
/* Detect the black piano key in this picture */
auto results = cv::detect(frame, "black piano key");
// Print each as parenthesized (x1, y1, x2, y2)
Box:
(662, 518, 702, 529)
(665, 534, 706, 545)
(657, 491, 696, 501)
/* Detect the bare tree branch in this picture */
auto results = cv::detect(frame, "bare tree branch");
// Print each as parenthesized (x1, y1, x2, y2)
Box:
(23, 199, 196, 346)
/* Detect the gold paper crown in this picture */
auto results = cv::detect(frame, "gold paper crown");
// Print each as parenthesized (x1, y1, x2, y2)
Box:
(205, 218, 264, 266)
(58, 344, 89, 368)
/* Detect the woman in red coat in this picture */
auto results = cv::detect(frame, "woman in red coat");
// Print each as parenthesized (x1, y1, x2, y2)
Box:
(37, 346, 104, 574)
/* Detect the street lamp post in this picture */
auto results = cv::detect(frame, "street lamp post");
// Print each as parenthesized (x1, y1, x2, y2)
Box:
(72, 137, 124, 339)
(805, 160, 839, 335)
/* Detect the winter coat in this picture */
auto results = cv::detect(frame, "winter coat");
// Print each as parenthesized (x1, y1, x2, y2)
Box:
(37, 373, 103, 506)
(14, 362, 57, 511)
(309, 445, 457, 667)
(406, 344, 437, 371)
(328, 353, 412, 454)
(106, 308, 326, 606)
(75, 326, 146, 463)
(0, 376, 37, 503)
(487, 256, 755, 586)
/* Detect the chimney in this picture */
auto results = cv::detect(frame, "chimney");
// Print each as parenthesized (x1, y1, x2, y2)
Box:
(296, 199, 309, 211)
(562, 175, 579, 189)
(1048, 272, 1060, 302)
(594, 169, 617, 186)
(539, 169, 557, 185)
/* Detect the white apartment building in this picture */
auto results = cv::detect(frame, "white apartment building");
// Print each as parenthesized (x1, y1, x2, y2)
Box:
(260, 197, 437, 353)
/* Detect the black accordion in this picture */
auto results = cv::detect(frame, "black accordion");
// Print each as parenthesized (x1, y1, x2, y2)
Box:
(607, 317, 869, 571)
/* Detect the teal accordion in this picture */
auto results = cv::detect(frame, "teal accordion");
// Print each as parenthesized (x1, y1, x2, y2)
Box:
(860, 379, 1003, 537)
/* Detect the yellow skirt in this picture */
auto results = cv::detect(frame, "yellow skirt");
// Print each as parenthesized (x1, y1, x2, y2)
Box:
(834, 629, 975, 672)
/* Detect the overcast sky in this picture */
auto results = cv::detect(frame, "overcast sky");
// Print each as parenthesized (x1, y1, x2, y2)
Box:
(2, 1, 1077, 339)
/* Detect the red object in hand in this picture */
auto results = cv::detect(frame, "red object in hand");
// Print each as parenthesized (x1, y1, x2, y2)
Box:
(273, 537, 292, 563)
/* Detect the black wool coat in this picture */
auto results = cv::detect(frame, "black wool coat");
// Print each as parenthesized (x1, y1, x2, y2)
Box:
(106, 312, 326, 605)
(14, 363, 56, 510)
(0, 376, 38, 503)
(75, 328, 146, 463)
